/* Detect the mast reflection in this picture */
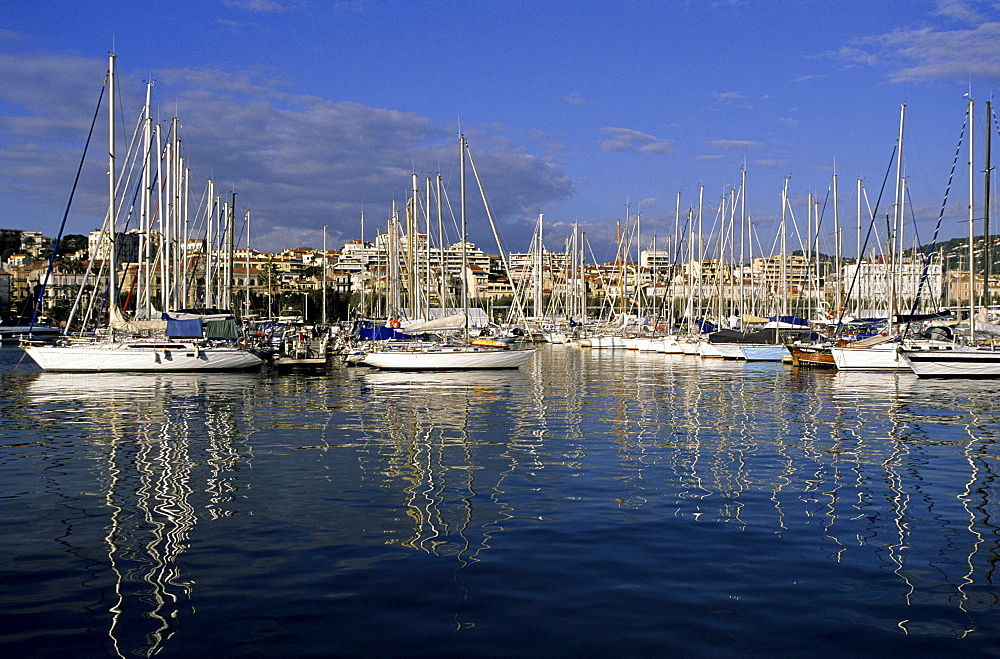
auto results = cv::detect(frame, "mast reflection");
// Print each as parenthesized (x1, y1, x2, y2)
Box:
(358, 370, 533, 562)
(27, 372, 256, 657)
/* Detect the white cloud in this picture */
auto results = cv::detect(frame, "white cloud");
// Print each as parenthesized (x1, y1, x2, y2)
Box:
(221, 0, 291, 12)
(834, 4, 1000, 83)
(599, 127, 676, 155)
(933, 0, 985, 22)
(710, 139, 763, 151)
(714, 91, 746, 101)
(0, 53, 574, 252)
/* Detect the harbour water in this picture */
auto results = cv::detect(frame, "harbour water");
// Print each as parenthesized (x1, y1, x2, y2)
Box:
(2, 345, 999, 656)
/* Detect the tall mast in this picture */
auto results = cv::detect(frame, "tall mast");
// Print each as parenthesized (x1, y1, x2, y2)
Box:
(890, 103, 906, 323)
(227, 191, 236, 311)
(107, 52, 117, 315)
(140, 80, 152, 317)
(437, 175, 445, 312)
(460, 135, 469, 342)
(205, 181, 214, 308)
(739, 169, 746, 325)
(425, 176, 432, 319)
(780, 177, 789, 320)
(408, 172, 418, 317)
(245, 210, 251, 316)
(697, 186, 704, 324)
(985, 99, 993, 311)
(833, 172, 841, 316)
(322, 225, 327, 325)
(969, 97, 976, 337)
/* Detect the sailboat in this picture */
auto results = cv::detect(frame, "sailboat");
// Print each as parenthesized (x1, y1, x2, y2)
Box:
(362, 135, 535, 371)
(901, 97, 1000, 378)
(24, 54, 263, 373)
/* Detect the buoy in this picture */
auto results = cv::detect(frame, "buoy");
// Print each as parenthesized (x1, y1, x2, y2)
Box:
(388, 319, 401, 329)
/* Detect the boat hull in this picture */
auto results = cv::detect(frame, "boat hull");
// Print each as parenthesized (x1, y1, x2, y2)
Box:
(25, 342, 264, 372)
(831, 345, 904, 371)
(699, 342, 743, 359)
(740, 345, 787, 362)
(788, 346, 836, 368)
(362, 346, 535, 370)
(901, 348, 1000, 378)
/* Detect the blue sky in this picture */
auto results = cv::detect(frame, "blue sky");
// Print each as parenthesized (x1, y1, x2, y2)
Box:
(2, 0, 1000, 260)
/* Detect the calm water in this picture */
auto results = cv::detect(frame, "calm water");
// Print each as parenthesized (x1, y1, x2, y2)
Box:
(2, 345, 999, 657)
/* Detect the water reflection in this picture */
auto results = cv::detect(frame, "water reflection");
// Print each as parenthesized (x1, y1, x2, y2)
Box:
(359, 369, 533, 561)
(25, 372, 257, 657)
(539, 351, 1000, 638)
(4, 348, 1000, 653)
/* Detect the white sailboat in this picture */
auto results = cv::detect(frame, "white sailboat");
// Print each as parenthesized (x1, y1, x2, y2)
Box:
(900, 345, 1000, 378)
(27, 338, 262, 372)
(362, 135, 534, 371)
(24, 54, 263, 373)
(900, 97, 1000, 378)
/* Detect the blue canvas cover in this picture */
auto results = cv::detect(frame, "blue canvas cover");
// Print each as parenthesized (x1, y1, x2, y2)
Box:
(358, 326, 411, 341)
(164, 317, 204, 338)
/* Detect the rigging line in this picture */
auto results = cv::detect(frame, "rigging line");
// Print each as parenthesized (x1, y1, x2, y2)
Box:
(28, 82, 107, 339)
(835, 143, 898, 330)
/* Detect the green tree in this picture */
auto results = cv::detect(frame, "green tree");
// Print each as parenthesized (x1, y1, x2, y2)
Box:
(58, 234, 88, 257)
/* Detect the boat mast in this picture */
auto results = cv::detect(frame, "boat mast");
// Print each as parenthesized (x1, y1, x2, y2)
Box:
(697, 187, 704, 326)
(985, 98, 993, 314)
(245, 210, 251, 316)
(739, 169, 747, 326)
(140, 80, 153, 318)
(205, 180, 214, 308)
(322, 225, 327, 325)
(460, 134, 469, 343)
(107, 52, 117, 317)
(780, 178, 789, 321)
(425, 176, 432, 320)
(408, 172, 418, 318)
(833, 172, 841, 316)
(437, 176, 445, 313)
(891, 103, 906, 325)
(968, 96, 976, 338)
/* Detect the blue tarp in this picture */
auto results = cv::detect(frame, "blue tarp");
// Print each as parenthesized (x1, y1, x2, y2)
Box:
(358, 326, 412, 341)
(769, 315, 810, 327)
(164, 316, 204, 338)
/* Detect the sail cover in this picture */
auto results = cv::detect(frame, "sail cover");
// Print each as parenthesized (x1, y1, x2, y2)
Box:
(165, 317, 203, 338)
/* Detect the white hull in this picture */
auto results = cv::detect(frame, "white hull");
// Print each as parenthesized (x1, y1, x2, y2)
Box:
(628, 338, 661, 352)
(656, 337, 684, 354)
(587, 335, 626, 349)
(832, 339, 954, 371)
(831, 344, 904, 371)
(678, 340, 700, 355)
(25, 341, 264, 372)
(699, 342, 743, 359)
(362, 346, 535, 370)
(901, 347, 1000, 378)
